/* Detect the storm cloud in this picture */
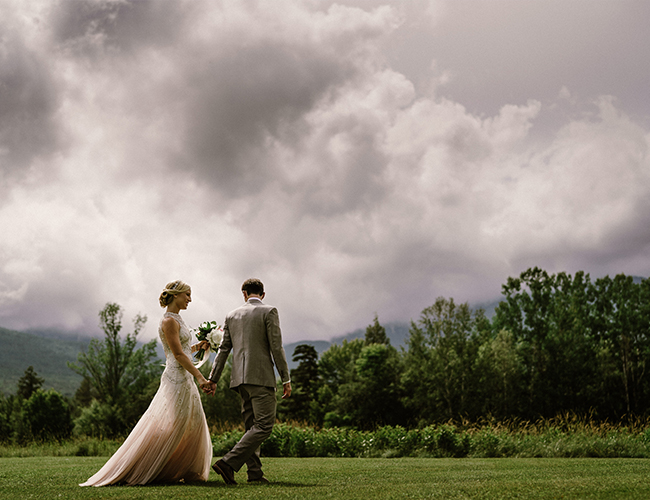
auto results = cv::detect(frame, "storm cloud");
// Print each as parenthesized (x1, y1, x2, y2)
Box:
(1, 0, 649, 343)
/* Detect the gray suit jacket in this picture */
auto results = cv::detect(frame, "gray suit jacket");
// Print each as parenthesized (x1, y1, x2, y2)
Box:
(209, 298, 290, 389)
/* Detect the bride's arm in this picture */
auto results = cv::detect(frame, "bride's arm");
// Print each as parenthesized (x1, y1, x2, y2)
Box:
(161, 317, 209, 386)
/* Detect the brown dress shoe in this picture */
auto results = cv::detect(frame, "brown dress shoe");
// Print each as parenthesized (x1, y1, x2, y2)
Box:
(212, 459, 237, 485)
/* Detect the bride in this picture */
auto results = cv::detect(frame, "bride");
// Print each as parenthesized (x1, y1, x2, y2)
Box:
(80, 280, 213, 486)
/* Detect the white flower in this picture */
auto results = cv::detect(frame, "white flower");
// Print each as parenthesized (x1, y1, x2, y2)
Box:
(207, 329, 223, 350)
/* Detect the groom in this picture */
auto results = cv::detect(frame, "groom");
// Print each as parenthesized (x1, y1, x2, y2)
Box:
(206, 278, 291, 485)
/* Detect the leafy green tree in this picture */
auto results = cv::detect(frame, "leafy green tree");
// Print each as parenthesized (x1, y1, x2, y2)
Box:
(475, 329, 524, 418)
(317, 317, 404, 429)
(317, 339, 365, 427)
(8, 396, 28, 444)
(17, 366, 44, 400)
(22, 389, 72, 442)
(493, 268, 602, 418)
(402, 297, 487, 423)
(73, 399, 125, 438)
(351, 342, 404, 429)
(68, 303, 161, 435)
(0, 394, 14, 443)
(591, 274, 650, 416)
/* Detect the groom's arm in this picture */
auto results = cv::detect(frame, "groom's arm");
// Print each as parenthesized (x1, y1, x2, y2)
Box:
(265, 308, 291, 386)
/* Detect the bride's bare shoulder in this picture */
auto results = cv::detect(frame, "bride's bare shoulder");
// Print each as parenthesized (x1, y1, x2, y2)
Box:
(161, 315, 180, 333)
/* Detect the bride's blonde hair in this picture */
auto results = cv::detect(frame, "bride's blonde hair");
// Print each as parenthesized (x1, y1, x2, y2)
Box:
(159, 280, 191, 307)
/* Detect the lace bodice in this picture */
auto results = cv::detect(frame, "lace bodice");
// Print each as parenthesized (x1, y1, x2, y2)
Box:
(158, 312, 193, 384)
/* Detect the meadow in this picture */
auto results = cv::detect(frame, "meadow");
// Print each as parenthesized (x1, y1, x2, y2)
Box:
(2, 420, 650, 498)
(1, 456, 650, 499)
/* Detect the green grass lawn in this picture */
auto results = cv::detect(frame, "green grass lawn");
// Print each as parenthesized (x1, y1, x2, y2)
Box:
(1, 457, 649, 499)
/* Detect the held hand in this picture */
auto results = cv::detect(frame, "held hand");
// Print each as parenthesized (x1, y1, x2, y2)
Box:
(199, 380, 217, 396)
(203, 381, 217, 396)
(198, 377, 211, 393)
(282, 382, 292, 399)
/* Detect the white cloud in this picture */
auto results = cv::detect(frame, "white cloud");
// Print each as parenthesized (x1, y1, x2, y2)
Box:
(0, 0, 649, 343)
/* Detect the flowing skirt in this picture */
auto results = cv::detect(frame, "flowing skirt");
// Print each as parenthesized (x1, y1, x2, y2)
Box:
(80, 370, 212, 486)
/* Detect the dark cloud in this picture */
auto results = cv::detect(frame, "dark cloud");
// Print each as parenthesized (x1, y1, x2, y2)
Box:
(177, 42, 358, 198)
(0, 31, 60, 176)
(2, 1, 650, 344)
(51, 0, 185, 54)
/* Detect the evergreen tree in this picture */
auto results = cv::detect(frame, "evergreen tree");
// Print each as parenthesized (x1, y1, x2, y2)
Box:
(74, 377, 95, 409)
(17, 366, 44, 400)
(0, 394, 13, 443)
(284, 344, 320, 423)
(365, 314, 389, 345)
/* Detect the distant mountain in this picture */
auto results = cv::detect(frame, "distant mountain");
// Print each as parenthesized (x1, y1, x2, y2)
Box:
(0, 326, 91, 397)
(0, 298, 499, 391)
(0, 326, 169, 398)
(4, 277, 645, 391)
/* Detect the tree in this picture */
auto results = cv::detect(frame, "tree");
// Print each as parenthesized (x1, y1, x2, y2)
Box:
(22, 389, 72, 442)
(283, 344, 320, 423)
(493, 268, 602, 418)
(74, 377, 95, 409)
(68, 303, 161, 435)
(0, 394, 14, 443)
(17, 366, 44, 400)
(475, 329, 524, 418)
(316, 316, 405, 429)
(365, 314, 389, 345)
(402, 297, 487, 423)
(317, 339, 365, 427)
(591, 274, 650, 416)
(351, 342, 404, 429)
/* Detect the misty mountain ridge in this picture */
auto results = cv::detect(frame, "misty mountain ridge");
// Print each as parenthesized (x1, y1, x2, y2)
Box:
(3, 278, 644, 397)
(0, 326, 89, 397)
(1, 319, 417, 397)
(0, 297, 506, 397)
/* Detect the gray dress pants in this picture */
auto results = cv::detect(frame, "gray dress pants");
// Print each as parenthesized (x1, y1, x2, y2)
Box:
(222, 384, 276, 479)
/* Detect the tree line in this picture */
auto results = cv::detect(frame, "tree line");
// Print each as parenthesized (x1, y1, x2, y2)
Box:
(282, 268, 650, 429)
(1, 267, 649, 442)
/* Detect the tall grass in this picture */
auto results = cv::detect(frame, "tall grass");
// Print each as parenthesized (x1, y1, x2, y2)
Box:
(3, 413, 650, 458)
(214, 414, 650, 459)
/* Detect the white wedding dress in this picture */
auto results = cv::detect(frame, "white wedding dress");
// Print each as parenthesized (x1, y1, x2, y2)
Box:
(80, 312, 213, 486)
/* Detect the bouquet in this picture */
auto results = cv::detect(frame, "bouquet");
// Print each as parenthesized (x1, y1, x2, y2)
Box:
(193, 321, 223, 368)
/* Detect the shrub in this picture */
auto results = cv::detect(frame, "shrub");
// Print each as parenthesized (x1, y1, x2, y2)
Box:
(22, 389, 73, 442)
(73, 400, 125, 439)
(211, 418, 650, 459)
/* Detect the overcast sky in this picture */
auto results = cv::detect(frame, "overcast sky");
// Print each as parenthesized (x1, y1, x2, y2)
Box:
(1, 0, 650, 343)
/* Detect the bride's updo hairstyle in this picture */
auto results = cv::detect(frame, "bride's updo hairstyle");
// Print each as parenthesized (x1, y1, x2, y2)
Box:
(159, 280, 191, 307)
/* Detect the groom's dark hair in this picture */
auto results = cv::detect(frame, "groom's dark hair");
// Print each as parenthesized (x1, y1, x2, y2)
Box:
(242, 278, 264, 296)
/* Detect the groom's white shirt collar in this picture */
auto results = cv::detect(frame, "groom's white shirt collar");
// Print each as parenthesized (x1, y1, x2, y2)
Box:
(247, 297, 263, 303)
